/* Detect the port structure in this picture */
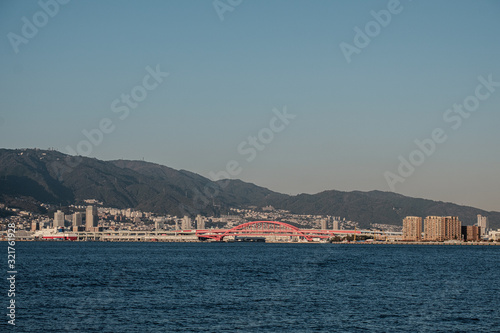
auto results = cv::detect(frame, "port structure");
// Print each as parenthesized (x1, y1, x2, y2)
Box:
(196, 221, 360, 242)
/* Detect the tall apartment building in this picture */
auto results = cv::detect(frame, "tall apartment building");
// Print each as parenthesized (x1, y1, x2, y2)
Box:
(31, 222, 40, 231)
(424, 216, 445, 241)
(321, 219, 327, 230)
(444, 216, 461, 240)
(477, 215, 489, 236)
(73, 212, 83, 227)
(403, 216, 422, 241)
(86, 206, 98, 231)
(54, 210, 65, 228)
(462, 225, 481, 242)
(196, 215, 205, 230)
(332, 219, 340, 230)
(424, 216, 461, 241)
(181, 216, 191, 230)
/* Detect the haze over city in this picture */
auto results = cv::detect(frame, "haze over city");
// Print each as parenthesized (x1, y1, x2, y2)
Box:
(1, 0, 499, 212)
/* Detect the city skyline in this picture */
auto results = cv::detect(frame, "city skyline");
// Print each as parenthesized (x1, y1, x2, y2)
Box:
(1, 0, 500, 212)
(11, 201, 499, 243)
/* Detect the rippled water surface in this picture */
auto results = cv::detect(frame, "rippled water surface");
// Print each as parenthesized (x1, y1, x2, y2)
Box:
(5, 242, 500, 332)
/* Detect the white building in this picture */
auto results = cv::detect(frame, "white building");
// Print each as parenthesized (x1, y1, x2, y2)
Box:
(54, 210, 65, 228)
(86, 206, 98, 231)
(488, 229, 500, 241)
(477, 215, 489, 236)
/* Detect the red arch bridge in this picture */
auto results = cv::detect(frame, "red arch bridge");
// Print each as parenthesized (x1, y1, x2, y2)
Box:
(195, 221, 361, 242)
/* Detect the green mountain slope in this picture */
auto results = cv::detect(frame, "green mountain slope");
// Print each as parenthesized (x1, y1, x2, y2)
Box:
(0, 148, 498, 229)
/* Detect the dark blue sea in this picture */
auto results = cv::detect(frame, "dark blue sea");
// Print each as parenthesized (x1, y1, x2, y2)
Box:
(3, 242, 500, 332)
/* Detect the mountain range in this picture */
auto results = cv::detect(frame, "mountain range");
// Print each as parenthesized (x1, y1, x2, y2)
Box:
(0, 148, 498, 229)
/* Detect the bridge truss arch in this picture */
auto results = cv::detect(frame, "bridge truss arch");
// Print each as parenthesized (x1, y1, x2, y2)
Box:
(197, 221, 314, 242)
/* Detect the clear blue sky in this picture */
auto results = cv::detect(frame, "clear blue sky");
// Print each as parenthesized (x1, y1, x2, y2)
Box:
(1, 0, 499, 211)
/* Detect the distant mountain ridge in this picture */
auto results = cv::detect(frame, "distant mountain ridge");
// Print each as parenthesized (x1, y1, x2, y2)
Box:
(0, 148, 498, 229)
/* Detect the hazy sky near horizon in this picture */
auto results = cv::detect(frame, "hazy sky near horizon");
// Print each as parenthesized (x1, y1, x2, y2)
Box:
(1, 0, 499, 211)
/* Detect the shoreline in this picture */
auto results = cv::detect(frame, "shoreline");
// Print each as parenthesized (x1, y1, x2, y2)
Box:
(331, 241, 500, 246)
(3, 239, 500, 245)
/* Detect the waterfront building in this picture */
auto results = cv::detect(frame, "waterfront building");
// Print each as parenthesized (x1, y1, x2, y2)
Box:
(332, 219, 339, 230)
(424, 216, 462, 241)
(462, 225, 481, 242)
(321, 219, 327, 230)
(403, 216, 422, 241)
(31, 222, 40, 231)
(196, 215, 205, 230)
(154, 217, 166, 230)
(54, 210, 65, 228)
(444, 216, 461, 240)
(182, 215, 191, 230)
(489, 229, 500, 241)
(86, 206, 98, 231)
(477, 215, 489, 236)
(73, 212, 83, 227)
(424, 216, 445, 241)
